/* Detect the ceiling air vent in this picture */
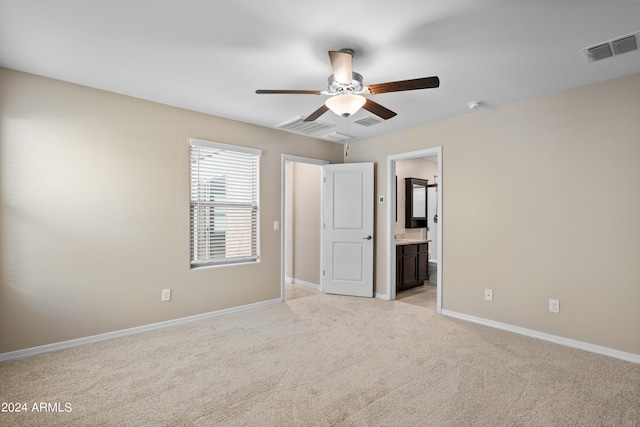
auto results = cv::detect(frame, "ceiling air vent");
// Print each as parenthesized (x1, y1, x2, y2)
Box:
(353, 115, 384, 127)
(276, 115, 335, 135)
(612, 34, 637, 55)
(583, 31, 639, 62)
(585, 43, 613, 61)
(320, 132, 353, 143)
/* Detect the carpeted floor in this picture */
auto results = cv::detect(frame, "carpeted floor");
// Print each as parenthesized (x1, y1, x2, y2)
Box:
(1, 292, 638, 426)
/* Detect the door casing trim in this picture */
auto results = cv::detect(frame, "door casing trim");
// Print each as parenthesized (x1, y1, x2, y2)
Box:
(386, 147, 443, 312)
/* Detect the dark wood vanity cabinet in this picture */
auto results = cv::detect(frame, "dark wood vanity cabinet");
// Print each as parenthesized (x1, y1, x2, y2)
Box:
(396, 243, 429, 292)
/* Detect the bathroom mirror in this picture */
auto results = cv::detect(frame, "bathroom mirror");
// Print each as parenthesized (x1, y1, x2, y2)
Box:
(413, 185, 426, 217)
(405, 177, 428, 228)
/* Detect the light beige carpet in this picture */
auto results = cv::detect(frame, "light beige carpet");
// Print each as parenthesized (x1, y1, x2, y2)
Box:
(1, 293, 638, 426)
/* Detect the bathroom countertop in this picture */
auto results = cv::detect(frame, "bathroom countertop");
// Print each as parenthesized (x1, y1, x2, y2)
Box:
(395, 239, 432, 246)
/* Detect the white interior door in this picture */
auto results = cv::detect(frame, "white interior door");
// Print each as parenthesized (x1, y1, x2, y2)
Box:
(323, 163, 374, 297)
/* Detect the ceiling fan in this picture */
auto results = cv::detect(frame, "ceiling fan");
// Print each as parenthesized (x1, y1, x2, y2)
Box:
(256, 49, 440, 122)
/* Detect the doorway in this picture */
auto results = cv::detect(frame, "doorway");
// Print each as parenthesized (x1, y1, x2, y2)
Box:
(387, 147, 443, 313)
(281, 155, 327, 301)
(281, 156, 375, 301)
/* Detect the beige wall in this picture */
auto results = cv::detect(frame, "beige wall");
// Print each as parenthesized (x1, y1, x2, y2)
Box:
(291, 162, 322, 285)
(395, 158, 437, 240)
(2, 67, 639, 357)
(346, 73, 640, 355)
(284, 161, 294, 279)
(0, 68, 343, 353)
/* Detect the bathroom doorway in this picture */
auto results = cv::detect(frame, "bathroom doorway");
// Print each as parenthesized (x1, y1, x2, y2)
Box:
(387, 147, 443, 313)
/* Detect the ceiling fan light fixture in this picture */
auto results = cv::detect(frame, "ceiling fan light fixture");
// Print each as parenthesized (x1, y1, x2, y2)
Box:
(325, 94, 366, 117)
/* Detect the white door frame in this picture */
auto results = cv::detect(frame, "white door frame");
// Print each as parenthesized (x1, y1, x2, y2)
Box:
(387, 147, 443, 313)
(280, 154, 329, 302)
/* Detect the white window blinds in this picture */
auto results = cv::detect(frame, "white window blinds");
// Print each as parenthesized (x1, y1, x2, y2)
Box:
(189, 138, 261, 267)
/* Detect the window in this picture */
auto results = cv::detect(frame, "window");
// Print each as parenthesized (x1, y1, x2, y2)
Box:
(189, 138, 261, 267)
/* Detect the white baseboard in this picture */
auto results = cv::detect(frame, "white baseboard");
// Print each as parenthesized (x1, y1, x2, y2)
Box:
(375, 293, 391, 301)
(289, 278, 320, 290)
(0, 298, 282, 362)
(441, 309, 640, 364)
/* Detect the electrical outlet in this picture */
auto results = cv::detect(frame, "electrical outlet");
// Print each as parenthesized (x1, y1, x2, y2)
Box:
(162, 289, 171, 302)
(484, 288, 493, 301)
(549, 299, 560, 313)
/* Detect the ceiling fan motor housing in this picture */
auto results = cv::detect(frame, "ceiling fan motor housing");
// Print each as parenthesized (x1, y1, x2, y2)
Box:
(328, 72, 364, 94)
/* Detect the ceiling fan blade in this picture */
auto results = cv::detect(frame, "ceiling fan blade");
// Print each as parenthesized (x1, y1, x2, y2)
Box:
(328, 50, 353, 85)
(362, 98, 397, 120)
(256, 89, 323, 95)
(366, 76, 440, 94)
(303, 104, 330, 122)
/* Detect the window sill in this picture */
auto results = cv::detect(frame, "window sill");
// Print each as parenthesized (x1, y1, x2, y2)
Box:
(190, 259, 260, 270)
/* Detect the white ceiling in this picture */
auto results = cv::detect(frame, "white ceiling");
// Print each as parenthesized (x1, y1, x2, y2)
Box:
(1, 0, 640, 143)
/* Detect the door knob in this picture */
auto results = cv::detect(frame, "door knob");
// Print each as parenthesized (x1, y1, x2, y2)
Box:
(362, 235, 372, 240)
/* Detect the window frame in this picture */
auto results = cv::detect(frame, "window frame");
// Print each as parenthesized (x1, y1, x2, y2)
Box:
(189, 138, 261, 268)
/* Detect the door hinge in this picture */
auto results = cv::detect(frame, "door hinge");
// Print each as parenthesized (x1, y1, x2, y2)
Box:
(323, 269, 325, 276)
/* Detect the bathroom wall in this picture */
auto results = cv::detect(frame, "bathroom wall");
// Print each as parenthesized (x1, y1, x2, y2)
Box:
(426, 185, 438, 262)
(395, 158, 438, 241)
